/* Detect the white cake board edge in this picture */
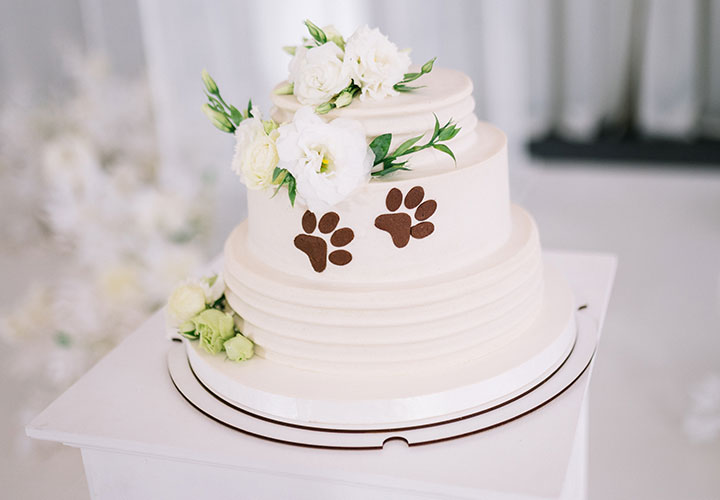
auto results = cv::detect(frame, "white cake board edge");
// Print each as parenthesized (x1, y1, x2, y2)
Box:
(167, 310, 595, 449)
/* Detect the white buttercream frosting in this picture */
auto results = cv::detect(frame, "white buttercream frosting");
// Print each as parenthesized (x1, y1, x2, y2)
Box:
(210, 67, 576, 414)
(272, 67, 477, 175)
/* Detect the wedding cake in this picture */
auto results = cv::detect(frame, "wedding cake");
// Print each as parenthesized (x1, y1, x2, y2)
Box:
(167, 22, 576, 426)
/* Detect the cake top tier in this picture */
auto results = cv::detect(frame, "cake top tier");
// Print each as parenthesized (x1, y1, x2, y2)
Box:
(271, 67, 475, 143)
(271, 67, 472, 118)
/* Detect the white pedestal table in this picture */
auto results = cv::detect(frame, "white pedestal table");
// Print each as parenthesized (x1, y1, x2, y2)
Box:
(27, 251, 616, 500)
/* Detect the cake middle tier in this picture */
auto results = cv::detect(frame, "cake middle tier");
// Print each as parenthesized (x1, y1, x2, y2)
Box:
(223, 205, 544, 374)
(245, 121, 510, 283)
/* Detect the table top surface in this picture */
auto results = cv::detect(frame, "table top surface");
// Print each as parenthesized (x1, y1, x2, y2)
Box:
(27, 251, 616, 498)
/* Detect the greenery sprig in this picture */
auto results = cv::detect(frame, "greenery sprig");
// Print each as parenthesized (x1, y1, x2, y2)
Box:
(200, 70, 299, 206)
(271, 167, 297, 206)
(369, 115, 461, 177)
(201, 69, 254, 134)
(394, 57, 436, 92)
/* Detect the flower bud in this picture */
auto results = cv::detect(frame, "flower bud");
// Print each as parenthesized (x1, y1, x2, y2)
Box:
(224, 333, 254, 361)
(201, 69, 219, 95)
(315, 102, 335, 114)
(322, 25, 345, 50)
(334, 90, 354, 108)
(421, 57, 436, 74)
(274, 82, 294, 95)
(202, 104, 234, 133)
(263, 120, 278, 135)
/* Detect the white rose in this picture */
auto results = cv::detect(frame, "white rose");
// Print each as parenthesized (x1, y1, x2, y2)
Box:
(167, 283, 206, 327)
(231, 117, 278, 190)
(288, 42, 351, 105)
(343, 25, 411, 101)
(275, 107, 373, 212)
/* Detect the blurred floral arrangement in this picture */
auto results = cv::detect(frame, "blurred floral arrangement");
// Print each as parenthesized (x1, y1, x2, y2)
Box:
(0, 53, 214, 443)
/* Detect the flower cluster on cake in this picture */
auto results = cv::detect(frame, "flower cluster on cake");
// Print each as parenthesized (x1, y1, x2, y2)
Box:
(200, 21, 458, 211)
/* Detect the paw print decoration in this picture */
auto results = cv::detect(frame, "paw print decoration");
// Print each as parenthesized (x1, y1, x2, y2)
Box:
(294, 211, 354, 273)
(375, 186, 436, 248)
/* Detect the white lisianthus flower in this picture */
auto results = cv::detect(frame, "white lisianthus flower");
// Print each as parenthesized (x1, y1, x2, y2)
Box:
(231, 117, 279, 190)
(166, 283, 206, 327)
(343, 25, 411, 101)
(200, 274, 225, 304)
(275, 107, 373, 212)
(288, 42, 351, 105)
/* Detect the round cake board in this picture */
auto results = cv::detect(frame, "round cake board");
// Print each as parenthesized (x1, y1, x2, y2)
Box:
(181, 263, 577, 428)
(167, 312, 597, 449)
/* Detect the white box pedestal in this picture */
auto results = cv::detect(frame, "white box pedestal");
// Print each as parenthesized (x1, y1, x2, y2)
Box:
(27, 251, 616, 500)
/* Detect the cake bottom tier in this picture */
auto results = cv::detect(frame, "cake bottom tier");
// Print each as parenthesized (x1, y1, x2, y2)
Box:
(185, 262, 576, 426)
(223, 205, 547, 375)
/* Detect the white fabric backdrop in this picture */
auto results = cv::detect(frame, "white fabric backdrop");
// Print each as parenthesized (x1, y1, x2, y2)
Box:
(2, 0, 720, 242)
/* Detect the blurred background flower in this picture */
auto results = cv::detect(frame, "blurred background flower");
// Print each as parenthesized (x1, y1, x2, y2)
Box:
(0, 49, 214, 476)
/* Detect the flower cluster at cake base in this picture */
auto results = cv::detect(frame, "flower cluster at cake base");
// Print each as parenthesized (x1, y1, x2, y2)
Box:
(166, 274, 254, 362)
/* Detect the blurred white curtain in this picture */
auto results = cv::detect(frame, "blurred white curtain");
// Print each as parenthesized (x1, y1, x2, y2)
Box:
(0, 0, 145, 101)
(2, 0, 719, 240)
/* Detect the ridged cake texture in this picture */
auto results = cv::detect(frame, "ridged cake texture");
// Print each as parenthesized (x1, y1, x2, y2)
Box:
(222, 67, 549, 374)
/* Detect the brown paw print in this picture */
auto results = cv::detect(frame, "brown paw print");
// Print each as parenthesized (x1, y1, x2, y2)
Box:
(375, 186, 436, 248)
(294, 211, 354, 273)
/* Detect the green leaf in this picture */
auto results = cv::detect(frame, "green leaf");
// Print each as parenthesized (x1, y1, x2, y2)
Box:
(282, 45, 297, 56)
(246, 99, 254, 119)
(433, 143, 456, 163)
(272, 167, 287, 184)
(392, 134, 423, 157)
(393, 84, 425, 92)
(371, 163, 411, 177)
(206, 94, 222, 108)
(181, 330, 200, 340)
(437, 124, 460, 141)
(369, 134, 392, 164)
(270, 169, 298, 206)
(431, 114, 441, 141)
(401, 72, 421, 81)
(286, 174, 297, 206)
(229, 105, 242, 126)
(304, 19, 327, 45)
(54, 331, 73, 348)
